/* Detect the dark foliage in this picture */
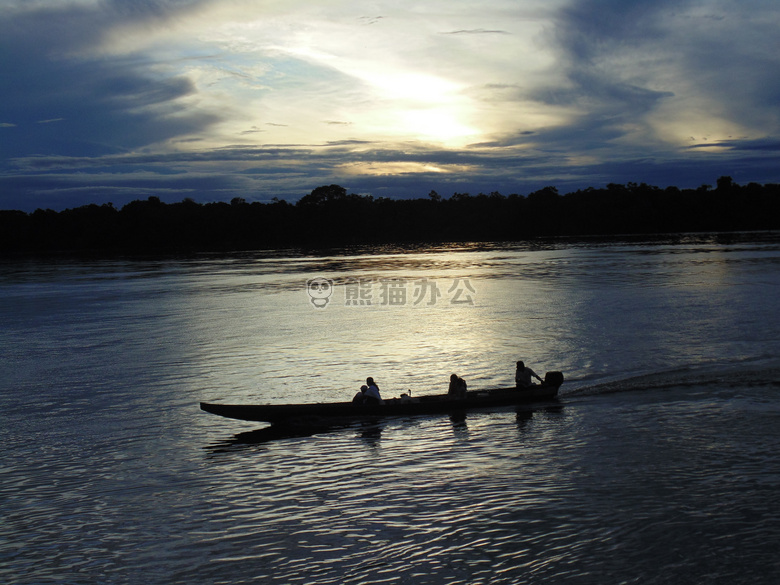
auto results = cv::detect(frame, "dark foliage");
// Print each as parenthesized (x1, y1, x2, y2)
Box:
(1, 177, 779, 254)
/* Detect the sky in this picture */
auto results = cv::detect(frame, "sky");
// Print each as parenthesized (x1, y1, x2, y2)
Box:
(1, 0, 780, 211)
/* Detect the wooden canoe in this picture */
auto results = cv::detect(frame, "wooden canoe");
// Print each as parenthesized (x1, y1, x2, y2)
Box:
(200, 372, 563, 424)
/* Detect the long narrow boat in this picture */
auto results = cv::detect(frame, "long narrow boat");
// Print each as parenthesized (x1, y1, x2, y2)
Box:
(200, 371, 564, 425)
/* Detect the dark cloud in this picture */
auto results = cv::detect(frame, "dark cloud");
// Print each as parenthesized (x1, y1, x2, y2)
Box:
(3, 132, 779, 211)
(556, 0, 677, 60)
(700, 138, 780, 153)
(0, 2, 219, 162)
(551, 0, 780, 128)
(104, 0, 207, 18)
(530, 73, 673, 110)
(528, 1, 680, 122)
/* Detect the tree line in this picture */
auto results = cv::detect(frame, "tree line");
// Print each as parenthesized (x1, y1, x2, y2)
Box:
(1, 177, 779, 253)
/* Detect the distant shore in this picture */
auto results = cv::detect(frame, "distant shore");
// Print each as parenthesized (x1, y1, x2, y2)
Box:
(2, 178, 779, 254)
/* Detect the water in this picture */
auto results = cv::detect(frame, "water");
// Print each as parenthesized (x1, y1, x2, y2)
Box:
(1, 233, 780, 584)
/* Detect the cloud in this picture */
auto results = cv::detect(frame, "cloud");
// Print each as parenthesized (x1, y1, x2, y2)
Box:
(1, 0, 779, 211)
(0, 1, 220, 161)
(548, 0, 780, 142)
(442, 29, 510, 35)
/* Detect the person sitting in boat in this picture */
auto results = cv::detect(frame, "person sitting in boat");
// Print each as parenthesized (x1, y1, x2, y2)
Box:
(353, 385, 368, 405)
(448, 374, 468, 399)
(364, 377, 384, 405)
(515, 361, 543, 389)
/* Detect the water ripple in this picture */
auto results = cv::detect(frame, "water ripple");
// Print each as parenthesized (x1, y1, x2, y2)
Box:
(3, 242, 780, 584)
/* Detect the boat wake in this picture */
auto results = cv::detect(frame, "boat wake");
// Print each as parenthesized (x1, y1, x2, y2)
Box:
(565, 362, 780, 398)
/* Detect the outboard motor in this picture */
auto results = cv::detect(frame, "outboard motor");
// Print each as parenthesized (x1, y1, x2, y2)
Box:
(544, 371, 564, 387)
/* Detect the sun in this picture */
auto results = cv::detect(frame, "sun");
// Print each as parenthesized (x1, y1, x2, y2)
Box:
(349, 68, 481, 145)
(377, 80, 481, 145)
(398, 108, 479, 145)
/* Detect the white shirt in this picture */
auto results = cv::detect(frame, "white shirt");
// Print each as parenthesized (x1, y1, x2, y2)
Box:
(515, 367, 538, 388)
(364, 385, 383, 403)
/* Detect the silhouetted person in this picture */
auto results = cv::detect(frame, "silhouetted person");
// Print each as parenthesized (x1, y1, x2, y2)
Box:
(364, 377, 383, 405)
(353, 385, 368, 404)
(515, 361, 543, 389)
(448, 373, 468, 399)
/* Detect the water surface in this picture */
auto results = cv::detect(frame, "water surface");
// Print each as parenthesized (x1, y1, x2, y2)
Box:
(1, 233, 779, 584)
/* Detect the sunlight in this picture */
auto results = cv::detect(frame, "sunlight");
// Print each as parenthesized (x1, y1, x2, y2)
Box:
(359, 71, 462, 104)
(649, 96, 753, 148)
(398, 109, 479, 144)
(329, 62, 482, 145)
(339, 161, 475, 176)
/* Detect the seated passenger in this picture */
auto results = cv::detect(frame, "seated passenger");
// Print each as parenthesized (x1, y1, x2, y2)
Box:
(364, 377, 384, 405)
(448, 374, 468, 399)
(515, 360, 543, 389)
(353, 385, 368, 404)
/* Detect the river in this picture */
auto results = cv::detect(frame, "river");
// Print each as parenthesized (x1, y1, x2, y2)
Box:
(1, 233, 779, 584)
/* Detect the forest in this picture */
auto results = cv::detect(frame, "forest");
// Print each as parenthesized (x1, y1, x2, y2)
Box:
(1, 177, 779, 253)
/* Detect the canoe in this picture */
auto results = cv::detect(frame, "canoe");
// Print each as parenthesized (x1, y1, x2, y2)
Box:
(200, 371, 563, 425)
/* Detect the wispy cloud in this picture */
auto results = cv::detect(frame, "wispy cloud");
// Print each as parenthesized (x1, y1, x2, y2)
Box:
(443, 29, 510, 35)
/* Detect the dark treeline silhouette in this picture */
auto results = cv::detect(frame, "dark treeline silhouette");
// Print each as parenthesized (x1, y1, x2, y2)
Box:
(2, 177, 779, 253)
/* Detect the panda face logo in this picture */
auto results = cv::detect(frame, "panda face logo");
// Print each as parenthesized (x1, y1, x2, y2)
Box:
(307, 277, 334, 308)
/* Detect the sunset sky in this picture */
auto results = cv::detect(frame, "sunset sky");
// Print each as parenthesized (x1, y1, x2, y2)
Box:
(2, 0, 779, 211)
